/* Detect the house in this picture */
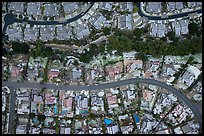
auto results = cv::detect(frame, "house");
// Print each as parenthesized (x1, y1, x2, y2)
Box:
(146, 2, 162, 13)
(16, 125, 27, 134)
(34, 95, 43, 104)
(27, 2, 42, 16)
(123, 52, 136, 60)
(106, 66, 120, 78)
(6, 26, 23, 41)
(65, 128, 71, 134)
(180, 20, 189, 35)
(9, 2, 24, 13)
(62, 2, 78, 14)
(142, 90, 153, 102)
(119, 14, 133, 30)
(72, 67, 82, 80)
(181, 124, 193, 133)
(45, 93, 57, 105)
(63, 97, 73, 109)
(17, 96, 30, 115)
(174, 127, 183, 134)
(155, 129, 170, 134)
(44, 3, 59, 17)
(172, 21, 181, 36)
(175, 2, 183, 10)
(98, 2, 113, 11)
(56, 26, 72, 40)
(150, 23, 166, 37)
(179, 65, 201, 87)
(39, 26, 55, 41)
(193, 81, 202, 93)
(48, 69, 60, 82)
(106, 125, 119, 134)
(167, 2, 175, 12)
(11, 66, 20, 79)
(30, 127, 40, 134)
(24, 26, 39, 42)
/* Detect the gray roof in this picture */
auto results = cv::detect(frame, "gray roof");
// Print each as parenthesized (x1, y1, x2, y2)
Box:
(9, 2, 24, 13)
(62, 2, 78, 13)
(146, 2, 161, 13)
(72, 68, 82, 80)
(167, 2, 175, 11)
(56, 26, 71, 40)
(6, 27, 23, 41)
(24, 27, 39, 41)
(44, 3, 59, 17)
(187, 2, 197, 8)
(175, 2, 183, 10)
(40, 26, 55, 41)
(181, 124, 193, 133)
(157, 29, 165, 37)
(27, 2, 42, 16)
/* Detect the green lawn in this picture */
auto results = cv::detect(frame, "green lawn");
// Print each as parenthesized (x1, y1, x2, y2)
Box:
(133, 5, 139, 13)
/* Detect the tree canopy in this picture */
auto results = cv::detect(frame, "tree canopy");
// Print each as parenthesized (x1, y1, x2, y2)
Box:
(12, 42, 30, 54)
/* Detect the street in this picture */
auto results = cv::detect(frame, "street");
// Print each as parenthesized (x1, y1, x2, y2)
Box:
(2, 77, 202, 128)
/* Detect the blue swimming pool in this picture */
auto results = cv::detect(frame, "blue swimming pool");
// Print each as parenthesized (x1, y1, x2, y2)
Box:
(104, 118, 113, 126)
(54, 105, 58, 114)
(133, 114, 140, 124)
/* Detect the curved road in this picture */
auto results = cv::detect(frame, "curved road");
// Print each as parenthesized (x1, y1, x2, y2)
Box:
(138, 2, 202, 20)
(2, 78, 202, 128)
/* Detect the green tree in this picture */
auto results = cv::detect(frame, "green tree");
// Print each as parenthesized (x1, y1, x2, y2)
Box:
(135, 53, 148, 62)
(44, 47, 53, 57)
(12, 42, 30, 54)
(133, 28, 144, 41)
(166, 31, 176, 41)
(102, 27, 111, 35)
(37, 114, 46, 122)
(29, 113, 36, 119)
(98, 43, 106, 54)
(188, 21, 201, 37)
(73, 59, 79, 66)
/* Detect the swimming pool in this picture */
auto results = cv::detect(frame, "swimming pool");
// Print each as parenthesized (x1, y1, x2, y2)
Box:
(104, 118, 113, 126)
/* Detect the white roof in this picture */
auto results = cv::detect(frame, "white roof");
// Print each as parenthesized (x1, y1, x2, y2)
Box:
(65, 128, 70, 134)
(187, 65, 201, 79)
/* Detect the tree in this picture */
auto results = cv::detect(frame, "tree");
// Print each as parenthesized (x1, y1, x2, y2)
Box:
(89, 44, 98, 56)
(188, 21, 201, 37)
(79, 53, 91, 63)
(43, 16, 47, 21)
(44, 47, 53, 57)
(98, 43, 106, 54)
(102, 27, 111, 35)
(133, 28, 144, 41)
(135, 53, 148, 62)
(19, 14, 23, 19)
(29, 113, 36, 119)
(12, 42, 30, 54)
(37, 114, 46, 122)
(73, 59, 79, 66)
(166, 31, 176, 41)
(2, 47, 8, 56)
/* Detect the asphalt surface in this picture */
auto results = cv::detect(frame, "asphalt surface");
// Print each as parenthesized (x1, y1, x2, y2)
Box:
(2, 78, 202, 128)
(138, 2, 202, 20)
(7, 86, 16, 134)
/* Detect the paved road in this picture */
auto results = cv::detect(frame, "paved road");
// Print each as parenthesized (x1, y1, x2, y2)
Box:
(2, 78, 202, 128)
(138, 2, 202, 20)
(8, 86, 16, 134)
